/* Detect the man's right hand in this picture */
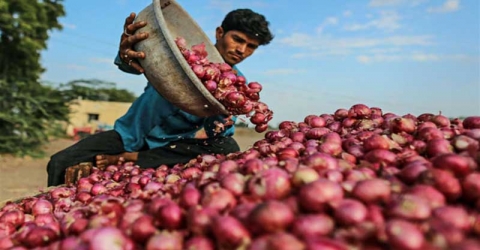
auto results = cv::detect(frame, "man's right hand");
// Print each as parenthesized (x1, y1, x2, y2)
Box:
(119, 12, 149, 73)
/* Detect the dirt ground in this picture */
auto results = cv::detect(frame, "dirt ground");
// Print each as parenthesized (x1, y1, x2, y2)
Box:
(0, 128, 266, 204)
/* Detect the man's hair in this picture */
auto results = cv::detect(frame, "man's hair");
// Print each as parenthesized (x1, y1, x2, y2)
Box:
(221, 9, 274, 46)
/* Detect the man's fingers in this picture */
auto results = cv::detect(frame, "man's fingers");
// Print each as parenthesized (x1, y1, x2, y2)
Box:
(124, 12, 136, 28)
(130, 62, 145, 73)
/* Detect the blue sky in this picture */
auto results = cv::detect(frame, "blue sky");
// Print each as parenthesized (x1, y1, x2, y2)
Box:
(40, 0, 479, 125)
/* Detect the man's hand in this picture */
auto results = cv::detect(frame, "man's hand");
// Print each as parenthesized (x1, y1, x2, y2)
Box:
(119, 12, 149, 73)
(65, 162, 93, 186)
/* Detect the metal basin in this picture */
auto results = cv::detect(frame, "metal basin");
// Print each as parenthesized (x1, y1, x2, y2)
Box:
(133, 0, 229, 117)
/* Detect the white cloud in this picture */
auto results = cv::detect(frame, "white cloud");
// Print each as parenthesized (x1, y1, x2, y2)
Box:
(356, 52, 476, 64)
(280, 33, 433, 50)
(316, 17, 338, 33)
(369, 0, 403, 7)
(369, 0, 429, 7)
(263, 68, 307, 76)
(62, 22, 76, 29)
(344, 11, 401, 32)
(343, 10, 352, 17)
(427, 0, 460, 13)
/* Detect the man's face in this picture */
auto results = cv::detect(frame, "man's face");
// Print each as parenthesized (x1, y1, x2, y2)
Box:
(214, 27, 260, 66)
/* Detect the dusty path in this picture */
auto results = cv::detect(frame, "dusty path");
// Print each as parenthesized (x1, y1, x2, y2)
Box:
(0, 128, 265, 203)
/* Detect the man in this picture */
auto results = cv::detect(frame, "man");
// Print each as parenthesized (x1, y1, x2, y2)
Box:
(46, 8, 274, 186)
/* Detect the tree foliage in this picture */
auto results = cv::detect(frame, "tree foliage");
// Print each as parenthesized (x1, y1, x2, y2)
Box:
(0, 0, 67, 156)
(59, 79, 137, 103)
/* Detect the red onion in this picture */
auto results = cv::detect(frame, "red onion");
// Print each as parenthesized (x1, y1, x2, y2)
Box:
(292, 167, 320, 187)
(388, 194, 431, 220)
(390, 117, 416, 134)
(248, 200, 294, 234)
(386, 219, 425, 250)
(348, 104, 371, 119)
(363, 134, 391, 151)
(292, 214, 335, 240)
(211, 215, 251, 249)
(247, 167, 291, 200)
(431, 153, 477, 177)
(298, 179, 344, 212)
(184, 236, 215, 250)
(432, 205, 471, 231)
(263, 232, 306, 250)
(352, 178, 391, 204)
(303, 152, 339, 171)
(462, 172, 480, 201)
(220, 173, 246, 196)
(202, 188, 236, 213)
(130, 215, 156, 243)
(334, 198, 368, 225)
(146, 231, 183, 250)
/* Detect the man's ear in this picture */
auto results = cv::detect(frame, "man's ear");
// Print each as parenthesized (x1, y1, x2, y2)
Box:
(215, 27, 224, 41)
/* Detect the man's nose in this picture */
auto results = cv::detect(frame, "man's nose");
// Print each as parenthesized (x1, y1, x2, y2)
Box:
(236, 44, 246, 54)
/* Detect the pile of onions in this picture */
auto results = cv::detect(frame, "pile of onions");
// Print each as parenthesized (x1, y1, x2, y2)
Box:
(1, 104, 480, 249)
(175, 37, 273, 133)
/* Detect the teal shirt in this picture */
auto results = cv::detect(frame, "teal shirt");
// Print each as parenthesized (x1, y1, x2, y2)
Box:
(113, 54, 239, 152)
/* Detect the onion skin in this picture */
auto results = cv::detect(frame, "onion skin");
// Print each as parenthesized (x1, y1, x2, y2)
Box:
(211, 215, 251, 249)
(298, 179, 344, 212)
(247, 200, 295, 235)
(386, 219, 425, 250)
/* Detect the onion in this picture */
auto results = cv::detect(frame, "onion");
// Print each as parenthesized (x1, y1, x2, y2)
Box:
(432, 206, 471, 231)
(431, 153, 477, 177)
(420, 169, 462, 201)
(333, 198, 368, 225)
(184, 236, 215, 250)
(388, 194, 431, 220)
(386, 219, 425, 250)
(364, 149, 397, 166)
(21, 226, 59, 248)
(264, 232, 305, 250)
(211, 215, 251, 249)
(425, 138, 454, 157)
(348, 104, 371, 119)
(0, 210, 25, 228)
(247, 167, 291, 200)
(292, 214, 335, 240)
(220, 173, 246, 196)
(390, 117, 416, 134)
(186, 206, 217, 236)
(130, 215, 157, 243)
(179, 183, 201, 209)
(334, 108, 349, 120)
(431, 114, 451, 128)
(292, 167, 320, 187)
(201, 188, 236, 213)
(303, 152, 339, 171)
(248, 201, 294, 234)
(298, 179, 344, 212)
(352, 178, 391, 204)
(32, 199, 53, 216)
(363, 134, 391, 151)
(146, 231, 183, 250)
(462, 172, 480, 201)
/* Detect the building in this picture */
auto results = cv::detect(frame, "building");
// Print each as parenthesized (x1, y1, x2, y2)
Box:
(66, 99, 132, 137)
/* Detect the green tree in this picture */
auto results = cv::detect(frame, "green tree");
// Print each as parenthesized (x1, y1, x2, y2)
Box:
(59, 79, 137, 103)
(0, 0, 68, 156)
